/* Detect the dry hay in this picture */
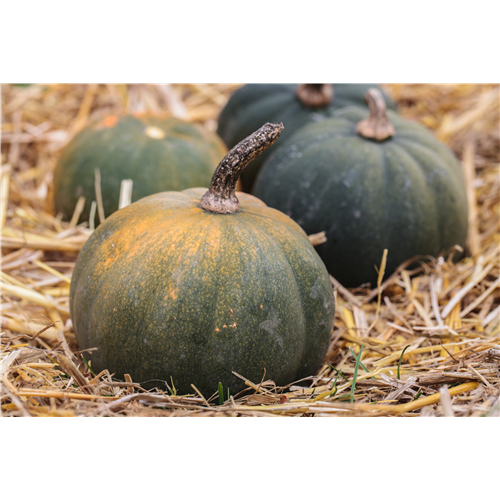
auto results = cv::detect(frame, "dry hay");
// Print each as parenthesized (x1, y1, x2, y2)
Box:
(1, 83, 499, 417)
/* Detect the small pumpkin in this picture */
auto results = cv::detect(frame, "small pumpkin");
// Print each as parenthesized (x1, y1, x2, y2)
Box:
(253, 89, 468, 288)
(70, 123, 335, 397)
(53, 114, 227, 223)
(217, 83, 397, 191)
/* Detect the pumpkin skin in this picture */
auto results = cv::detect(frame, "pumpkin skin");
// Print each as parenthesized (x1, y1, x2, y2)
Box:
(70, 188, 335, 396)
(217, 84, 397, 191)
(253, 108, 468, 288)
(53, 115, 227, 222)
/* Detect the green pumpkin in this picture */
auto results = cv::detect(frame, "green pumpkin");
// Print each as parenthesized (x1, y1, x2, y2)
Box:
(217, 83, 397, 191)
(70, 123, 335, 397)
(253, 89, 468, 288)
(54, 114, 227, 223)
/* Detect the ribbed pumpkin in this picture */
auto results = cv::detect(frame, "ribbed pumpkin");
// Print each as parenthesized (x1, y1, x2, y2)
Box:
(54, 114, 226, 223)
(253, 89, 468, 288)
(217, 83, 397, 191)
(70, 123, 335, 397)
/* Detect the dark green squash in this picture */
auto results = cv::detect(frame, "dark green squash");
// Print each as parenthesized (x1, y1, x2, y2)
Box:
(217, 83, 397, 191)
(253, 89, 468, 288)
(70, 123, 335, 397)
(53, 114, 227, 223)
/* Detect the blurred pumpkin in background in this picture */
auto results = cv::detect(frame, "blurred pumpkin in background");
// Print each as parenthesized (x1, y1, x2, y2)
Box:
(53, 114, 227, 224)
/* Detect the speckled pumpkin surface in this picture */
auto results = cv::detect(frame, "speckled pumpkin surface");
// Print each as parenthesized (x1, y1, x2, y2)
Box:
(253, 108, 469, 288)
(53, 115, 227, 222)
(70, 188, 335, 397)
(217, 84, 397, 191)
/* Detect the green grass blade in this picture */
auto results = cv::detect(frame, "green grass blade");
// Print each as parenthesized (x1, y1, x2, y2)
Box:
(350, 344, 364, 403)
(398, 345, 411, 380)
(329, 372, 340, 398)
(349, 347, 370, 373)
(81, 355, 96, 376)
(326, 363, 349, 382)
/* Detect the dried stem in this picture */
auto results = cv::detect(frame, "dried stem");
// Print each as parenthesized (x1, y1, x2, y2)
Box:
(296, 84, 333, 107)
(200, 123, 283, 214)
(356, 88, 395, 141)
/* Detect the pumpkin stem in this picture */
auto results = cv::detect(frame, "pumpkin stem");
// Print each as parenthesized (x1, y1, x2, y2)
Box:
(296, 84, 333, 107)
(356, 88, 395, 141)
(200, 122, 284, 214)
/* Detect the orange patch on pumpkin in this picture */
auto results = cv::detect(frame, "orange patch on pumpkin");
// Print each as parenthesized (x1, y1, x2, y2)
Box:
(98, 115, 119, 129)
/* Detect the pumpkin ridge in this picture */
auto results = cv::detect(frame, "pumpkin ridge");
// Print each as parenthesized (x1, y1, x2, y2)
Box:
(201, 213, 307, 386)
(396, 135, 465, 184)
(272, 223, 334, 376)
(372, 140, 422, 280)
(236, 213, 325, 375)
(330, 139, 392, 280)
(390, 139, 466, 252)
(209, 214, 232, 343)
(309, 140, 388, 284)
(239, 212, 307, 294)
(384, 141, 441, 254)
(192, 216, 233, 386)
(371, 144, 390, 260)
